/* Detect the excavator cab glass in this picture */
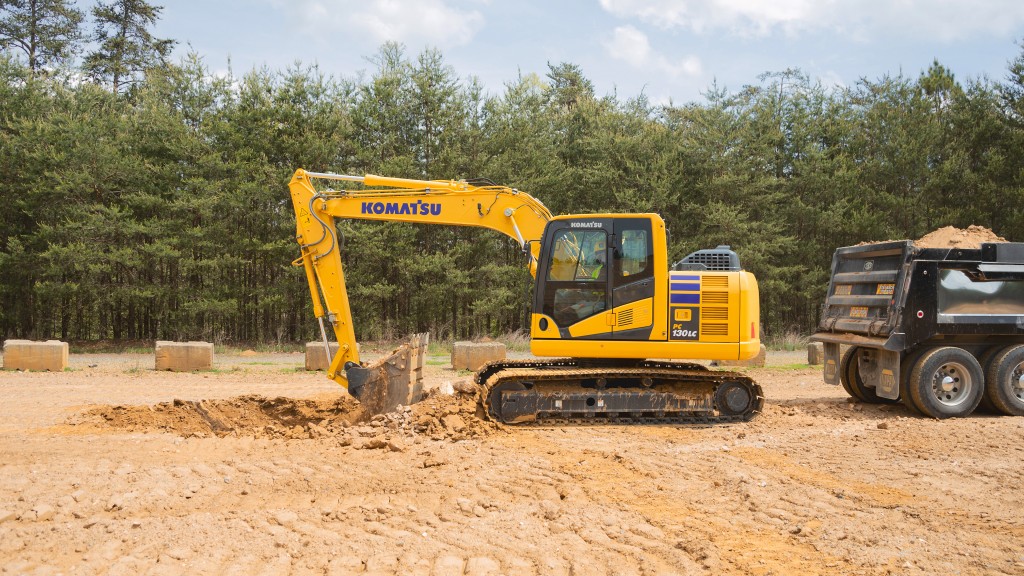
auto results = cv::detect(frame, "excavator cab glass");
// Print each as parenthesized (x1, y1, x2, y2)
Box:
(545, 228, 609, 327)
(535, 217, 656, 338)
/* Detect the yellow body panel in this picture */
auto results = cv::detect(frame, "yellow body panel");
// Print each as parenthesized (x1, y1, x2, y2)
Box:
(530, 269, 760, 362)
(567, 310, 612, 338)
(531, 338, 760, 361)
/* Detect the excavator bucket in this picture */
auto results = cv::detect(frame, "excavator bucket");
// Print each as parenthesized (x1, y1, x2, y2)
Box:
(345, 333, 429, 416)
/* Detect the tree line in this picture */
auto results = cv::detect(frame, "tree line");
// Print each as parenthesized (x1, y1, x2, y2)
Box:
(2, 1, 1024, 344)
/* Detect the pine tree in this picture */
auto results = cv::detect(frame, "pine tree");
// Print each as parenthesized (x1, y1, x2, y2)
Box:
(0, 0, 82, 73)
(83, 0, 174, 94)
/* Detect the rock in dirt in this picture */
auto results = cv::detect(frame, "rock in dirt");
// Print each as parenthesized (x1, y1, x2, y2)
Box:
(352, 435, 388, 450)
(540, 500, 560, 520)
(452, 379, 478, 395)
(272, 510, 298, 526)
(31, 504, 55, 522)
(441, 414, 467, 432)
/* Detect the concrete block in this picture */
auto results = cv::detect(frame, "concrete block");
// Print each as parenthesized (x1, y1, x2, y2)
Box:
(807, 342, 825, 365)
(155, 341, 214, 371)
(715, 344, 767, 368)
(305, 341, 341, 371)
(451, 341, 506, 372)
(2, 340, 68, 371)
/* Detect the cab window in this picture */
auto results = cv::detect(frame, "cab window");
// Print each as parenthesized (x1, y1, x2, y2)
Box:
(619, 229, 649, 278)
(547, 229, 607, 282)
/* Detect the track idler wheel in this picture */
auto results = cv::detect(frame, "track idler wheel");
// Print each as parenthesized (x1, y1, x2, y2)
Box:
(485, 381, 528, 424)
(714, 381, 756, 417)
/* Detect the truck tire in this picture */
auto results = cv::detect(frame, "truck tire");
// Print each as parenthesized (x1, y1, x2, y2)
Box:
(907, 347, 984, 419)
(976, 347, 1002, 412)
(839, 347, 867, 402)
(983, 345, 1024, 416)
(899, 349, 925, 415)
(841, 346, 899, 404)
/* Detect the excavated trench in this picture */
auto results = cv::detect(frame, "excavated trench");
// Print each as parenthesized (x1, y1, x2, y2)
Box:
(80, 395, 367, 438)
(74, 388, 495, 440)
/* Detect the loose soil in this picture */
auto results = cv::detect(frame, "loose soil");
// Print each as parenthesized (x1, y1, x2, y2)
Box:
(915, 225, 1007, 249)
(1, 351, 1023, 575)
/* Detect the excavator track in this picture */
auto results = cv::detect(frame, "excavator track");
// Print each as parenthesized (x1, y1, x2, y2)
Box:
(475, 359, 764, 425)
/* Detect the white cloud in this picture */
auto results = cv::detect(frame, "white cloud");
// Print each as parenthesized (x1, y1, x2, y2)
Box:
(599, 0, 822, 36)
(604, 25, 702, 77)
(598, 0, 1024, 41)
(282, 0, 485, 48)
(817, 70, 846, 90)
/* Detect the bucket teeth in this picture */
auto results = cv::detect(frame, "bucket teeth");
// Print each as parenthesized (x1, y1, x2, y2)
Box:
(347, 333, 429, 416)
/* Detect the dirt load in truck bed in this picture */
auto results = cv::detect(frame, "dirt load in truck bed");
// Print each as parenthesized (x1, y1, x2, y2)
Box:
(857, 225, 1007, 249)
(914, 225, 1006, 248)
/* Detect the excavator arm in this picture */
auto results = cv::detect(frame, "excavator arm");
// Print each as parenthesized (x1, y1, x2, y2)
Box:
(289, 168, 552, 411)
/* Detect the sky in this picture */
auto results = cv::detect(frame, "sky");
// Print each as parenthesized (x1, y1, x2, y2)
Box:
(150, 0, 1024, 104)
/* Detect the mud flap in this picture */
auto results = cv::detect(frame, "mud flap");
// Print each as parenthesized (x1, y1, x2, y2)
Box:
(346, 333, 429, 416)
(823, 342, 840, 385)
(857, 348, 900, 400)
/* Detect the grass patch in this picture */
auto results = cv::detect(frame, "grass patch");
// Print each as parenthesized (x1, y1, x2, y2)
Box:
(425, 330, 531, 355)
(767, 363, 812, 371)
(426, 359, 449, 366)
(69, 341, 154, 354)
(215, 343, 305, 354)
(200, 367, 242, 374)
(427, 340, 452, 355)
(764, 330, 809, 352)
(66, 341, 307, 354)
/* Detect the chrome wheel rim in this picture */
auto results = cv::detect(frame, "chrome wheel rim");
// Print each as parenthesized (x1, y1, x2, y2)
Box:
(1012, 362, 1024, 402)
(930, 361, 973, 407)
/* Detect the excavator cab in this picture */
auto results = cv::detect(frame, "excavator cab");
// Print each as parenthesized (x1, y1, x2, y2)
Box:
(532, 216, 657, 343)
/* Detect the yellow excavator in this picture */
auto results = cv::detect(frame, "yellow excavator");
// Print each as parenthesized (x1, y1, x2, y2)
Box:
(289, 169, 764, 424)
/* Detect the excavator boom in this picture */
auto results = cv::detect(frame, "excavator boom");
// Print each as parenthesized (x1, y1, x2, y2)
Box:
(289, 169, 552, 413)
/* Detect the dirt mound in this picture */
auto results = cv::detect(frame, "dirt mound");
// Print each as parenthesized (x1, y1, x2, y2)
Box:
(915, 225, 1006, 249)
(72, 381, 494, 445)
(76, 394, 365, 439)
(395, 384, 497, 440)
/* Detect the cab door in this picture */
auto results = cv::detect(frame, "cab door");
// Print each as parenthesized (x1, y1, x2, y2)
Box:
(535, 220, 613, 338)
(610, 218, 655, 340)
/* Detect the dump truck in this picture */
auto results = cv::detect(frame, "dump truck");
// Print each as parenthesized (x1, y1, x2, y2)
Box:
(289, 169, 764, 424)
(810, 240, 1024, 418)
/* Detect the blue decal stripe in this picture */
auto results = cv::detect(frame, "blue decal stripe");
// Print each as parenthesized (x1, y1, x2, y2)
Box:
(670, 293, 701, 304)
(670, 274, 700, 281)
(670, 283, 701, 292)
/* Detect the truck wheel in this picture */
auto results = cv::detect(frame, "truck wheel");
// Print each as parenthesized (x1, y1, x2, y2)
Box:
(841, 346, 899, 404)
(976, 347, 1002, 412)
(983, 345, 1024, 416)
(839, 347, 866, 401)
(907, 347, 984, 419)
(899, 349, 925, 415)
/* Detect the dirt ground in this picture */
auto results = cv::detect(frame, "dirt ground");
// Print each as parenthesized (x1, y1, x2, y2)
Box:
(1, 350, 1023, 576)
